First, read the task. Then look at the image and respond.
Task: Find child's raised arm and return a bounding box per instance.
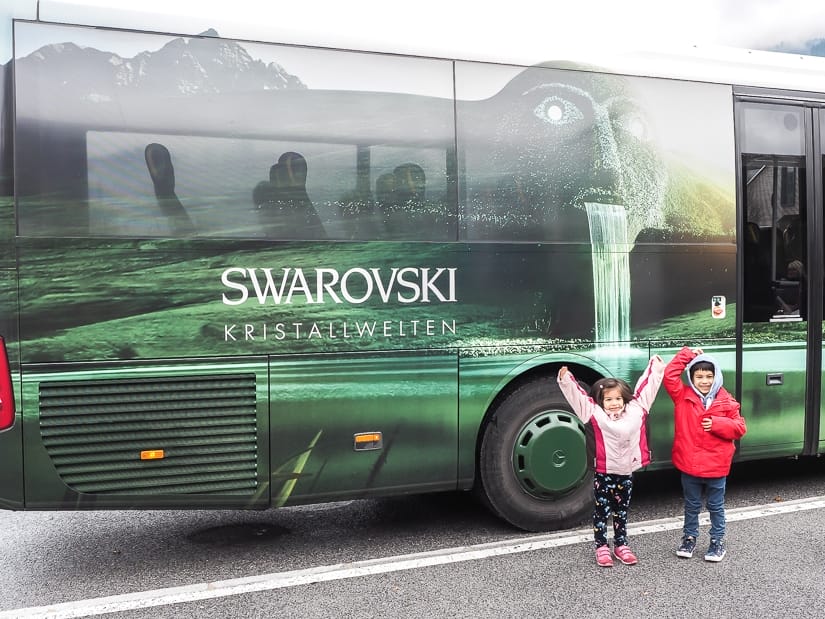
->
[557,366,599,423]
[633,354,665,410]
[663,346,698,399]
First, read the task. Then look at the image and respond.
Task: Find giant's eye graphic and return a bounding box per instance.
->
[615,110,651,142]
[533,96,584,126]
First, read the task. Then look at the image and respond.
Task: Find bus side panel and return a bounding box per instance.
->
[269,352,458,505]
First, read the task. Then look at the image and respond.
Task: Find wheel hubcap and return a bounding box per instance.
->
[512,410,587,497]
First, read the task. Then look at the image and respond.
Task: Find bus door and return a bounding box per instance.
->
[737,95,824,458]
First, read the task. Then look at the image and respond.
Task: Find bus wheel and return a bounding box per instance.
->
[478,378,592,532]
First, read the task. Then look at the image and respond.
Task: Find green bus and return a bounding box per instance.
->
[0,2,822,531]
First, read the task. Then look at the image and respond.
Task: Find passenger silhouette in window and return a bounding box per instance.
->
[775,259,805,317]
[767,213,806,319]
[393,163,426,206]
[253,151,325,239]
[252,163,279,208]
[144,143,195,236]
[378,163,429,237]
[375,172,398,211]
[781,216,803,263]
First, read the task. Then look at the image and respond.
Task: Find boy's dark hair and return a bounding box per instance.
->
[689,361,715,379]
[590,377,633,407]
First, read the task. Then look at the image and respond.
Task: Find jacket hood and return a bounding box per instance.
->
[686,353,723,409]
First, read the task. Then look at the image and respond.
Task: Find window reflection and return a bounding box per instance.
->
[13,22,732,246]
[742,155,807,323]
[14,22,455,241]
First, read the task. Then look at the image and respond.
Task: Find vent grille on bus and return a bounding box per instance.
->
[39,374,259,495]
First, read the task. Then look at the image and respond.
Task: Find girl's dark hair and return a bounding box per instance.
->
[590,377,633,407]
[689,361,715,378]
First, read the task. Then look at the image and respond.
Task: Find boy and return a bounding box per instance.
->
[663,347,747,562]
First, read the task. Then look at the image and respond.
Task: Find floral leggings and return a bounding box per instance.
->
[593,472,634,548]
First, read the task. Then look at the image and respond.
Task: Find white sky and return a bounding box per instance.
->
[31,0,825,57]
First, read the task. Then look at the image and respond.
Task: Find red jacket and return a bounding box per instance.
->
[663,347,747,477]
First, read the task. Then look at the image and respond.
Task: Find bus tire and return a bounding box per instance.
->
[478,377,592,532]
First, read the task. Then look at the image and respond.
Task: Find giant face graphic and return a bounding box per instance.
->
[462,64,668,243]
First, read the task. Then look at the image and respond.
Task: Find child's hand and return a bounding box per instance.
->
[691,348,703,356]
[558,366,569,380]
[702,416,712,432]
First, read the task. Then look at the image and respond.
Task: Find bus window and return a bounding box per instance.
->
[85,132,346,239]
[740,104,807,323]
[14,22,456,241]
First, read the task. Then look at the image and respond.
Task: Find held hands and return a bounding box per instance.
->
[691,348,703,356]
[702,416,713,432]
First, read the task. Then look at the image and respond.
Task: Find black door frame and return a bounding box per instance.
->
[734,88,824,455]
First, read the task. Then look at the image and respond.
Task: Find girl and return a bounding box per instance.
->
[557,355,664,567]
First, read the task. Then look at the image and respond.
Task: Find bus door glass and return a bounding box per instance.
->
[739,99,822,457]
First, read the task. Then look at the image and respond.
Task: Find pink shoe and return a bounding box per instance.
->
[595,545,613,567]
[613,545,638,565]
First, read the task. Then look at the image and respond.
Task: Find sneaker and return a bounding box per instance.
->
[676,535,696,558]
[595,545,613,567]
[704,538,726,562]
[613,545,638,565]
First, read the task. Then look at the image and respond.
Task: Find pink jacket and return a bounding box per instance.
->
[557,356,665,475]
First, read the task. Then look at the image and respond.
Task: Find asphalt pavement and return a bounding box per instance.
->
[1,456,824,618]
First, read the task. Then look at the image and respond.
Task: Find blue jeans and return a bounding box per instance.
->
[681,473,727,540]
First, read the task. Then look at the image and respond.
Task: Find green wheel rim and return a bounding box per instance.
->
[512,410,587,497]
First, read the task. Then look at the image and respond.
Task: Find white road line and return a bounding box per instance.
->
[5,495,825,619]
